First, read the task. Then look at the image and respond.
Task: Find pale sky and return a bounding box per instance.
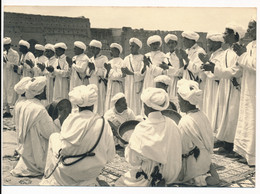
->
[3,5,257,33]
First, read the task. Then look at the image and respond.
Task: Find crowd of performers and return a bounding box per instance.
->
[3,17,256,186]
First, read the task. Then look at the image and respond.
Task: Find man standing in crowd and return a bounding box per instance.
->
[116,87,182,186]
[179,31,206,85]
[3,37,20,118]
[164,34,184,101]
[142,35,168,90]
[53,42,70,101]
[70,41,90,91]
[232,18,256,166]
[40,84,115,186]
[200,32,225,132]
[88,39,108,116]
[104,43,124,111]
[44,43,57,105]
[11,76,59,177]
[122,37,145,115]
[33,44,48,76]
[16,39,36,78]
[203,23,245,154]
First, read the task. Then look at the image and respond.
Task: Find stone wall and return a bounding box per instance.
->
[4,12,251,60]
[4,12,91,58]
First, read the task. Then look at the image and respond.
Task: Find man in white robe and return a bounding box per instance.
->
[200,32,225,132]
[178,31,206,84]
[164,34,184,101]
[15,40,36,78]
[104,43,125,112]
[11,76,60,177]
[3,37,20,118]
[33,44,48,76]
[70,41,90,91]
[40,84,115,186]
[176,79,219,186]
[13,77,32,156]
[121,37,145,115]
[203,23,245,153]
[115,88,182,186]
[142,35,169,90]
[88,40,108,116]
[104,93,136,148]
[232,18,256,166]
[52,42,70,100]
[44,44,58,105]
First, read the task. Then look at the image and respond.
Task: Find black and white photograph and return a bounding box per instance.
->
[1,0,259,193]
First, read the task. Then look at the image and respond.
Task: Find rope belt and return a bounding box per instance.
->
[182,146,200,160]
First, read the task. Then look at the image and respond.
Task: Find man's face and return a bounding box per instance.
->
[45,49,55,59]
[55,48,65,57]
[90,46,100,56]
[130,43,140,55]
[223,28,236,44]
[247,21,256,40]
[183,37,195,49]
[19,45,28,53]
[166,40,178,51]
[74,46,84,56]
[155,82,168,92]
[110,48,120,57]
[150,42,160,51]
[4,44,11,51]
[115,97,127,113]
[35,49,44,57]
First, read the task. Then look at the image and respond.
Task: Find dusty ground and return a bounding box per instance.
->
[2,109,255,187]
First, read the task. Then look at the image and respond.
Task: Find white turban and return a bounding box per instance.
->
[141,87,169,111]
[25,76,47,99]
[206,32,224,43]
[14,77,32,95]
[19,40,30,49]
[225,23,246,40]
[110,43,123,54]
[54,42,67,50]
[147,35,162,47]
[129,37,142,49]
[177,79,203,105]
[69,84,98,107]
[45,44,55,52]
[4,37,11,45]
[164,34,178,43]
[182,31,200,41]
[74,41,86,51]
[35,44,45,51]
[89,40,102,49]
[154,75,171,86]
[111,92,125,107]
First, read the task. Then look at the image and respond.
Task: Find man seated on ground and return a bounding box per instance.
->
[115,87,182,186]
[11,76,60,177]
[13,77,32,158]
[40,84,115,186]
[104,92,136,149]
[154,75,178,111]
[176,79,219,186]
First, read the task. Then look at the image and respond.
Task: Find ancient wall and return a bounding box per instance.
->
[4,12,251,61]
[4,12,91,58]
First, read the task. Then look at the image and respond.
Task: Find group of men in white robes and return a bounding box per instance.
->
[3,16,256,186]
